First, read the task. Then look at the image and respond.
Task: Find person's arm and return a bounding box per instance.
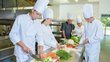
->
[9,16,30,53]
[9,16,21,45]
[62,31,66,38]
[52,31,62,49]
[79,25,86,44]
[61,23,66,38]
[38,46,45,61]
[81,26,84,36]
[35,25,45,60]
[17,41,30,53]
[71,24,75,35]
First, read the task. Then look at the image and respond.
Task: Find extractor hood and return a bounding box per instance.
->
[0,0,53,8]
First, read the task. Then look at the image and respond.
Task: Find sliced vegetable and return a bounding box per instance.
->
[44,57,53,62]
[45,52,59,60]
[67,39,74,44]
[66,44,76,48]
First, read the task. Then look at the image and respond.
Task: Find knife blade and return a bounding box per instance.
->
[44,47,55,53]
[75,44,84,48]
[29,51,40,61]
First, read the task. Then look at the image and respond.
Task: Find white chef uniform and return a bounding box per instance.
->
[80,4,104,62]
[9,14,43,62]
[9,0,49,62]
[40,8,58,53]
[75,17,84,37]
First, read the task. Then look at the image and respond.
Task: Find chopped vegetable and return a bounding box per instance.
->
[71,35,80,44]
[45,52,59,60]
[66,44,76,48]
[56,50,72,60]
[44,57,53,62]
[67,39,74,44]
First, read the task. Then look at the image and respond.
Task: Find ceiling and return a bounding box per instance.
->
[0,0,99,9]
[0,0,36,8]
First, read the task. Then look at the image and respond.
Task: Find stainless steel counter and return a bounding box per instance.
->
[59,46,84,62]
[32,46,84,62]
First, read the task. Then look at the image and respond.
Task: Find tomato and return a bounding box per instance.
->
[45,52,59,60]
[66,44,76,48]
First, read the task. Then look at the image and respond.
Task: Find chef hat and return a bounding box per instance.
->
[43,8,53,19]
[33,0,49,14]
[77,16,82,23]
[83,4,93,18]
[67,13,74,20]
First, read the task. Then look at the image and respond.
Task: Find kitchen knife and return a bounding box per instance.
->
[75,44,85,48]
[44,47,55,53]
[29,51,40,61]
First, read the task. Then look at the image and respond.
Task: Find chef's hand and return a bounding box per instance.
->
[22,45,30,53]
[63,36,66,39]
[71,30,76,35]
[17,41,30,54]
[39,52,45,61]
[57,43,62,49]
[39,46,45,60]
[83,38,89,45]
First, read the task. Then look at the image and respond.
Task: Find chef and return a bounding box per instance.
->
[80,4,104,62]
[9,0,49,62]
[61,13,75,39]
[38,8,61,60]
[74,16,84,37]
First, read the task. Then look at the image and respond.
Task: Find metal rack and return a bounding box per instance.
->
[0,46,14,61]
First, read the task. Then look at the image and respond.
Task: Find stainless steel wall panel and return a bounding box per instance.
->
[0,0,2,9]
[0,10,15,19]
[3,0,17,8]
[15,9,30,16]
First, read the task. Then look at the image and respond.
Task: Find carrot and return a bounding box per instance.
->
[45,52,59,60]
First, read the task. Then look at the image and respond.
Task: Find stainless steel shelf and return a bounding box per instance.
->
[0,54,14,61]
[0,46,14,61]
[0,46,14,52]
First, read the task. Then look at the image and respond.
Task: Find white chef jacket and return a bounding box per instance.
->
[80,19,104,62]
[40,24,58,52]
[9,14,43,60]
[75,25,84,37]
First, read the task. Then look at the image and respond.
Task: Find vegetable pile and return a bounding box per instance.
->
[66,44,76,48]
[71,35,80,44]
[45,52,59,60]
[56,50,72,60]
